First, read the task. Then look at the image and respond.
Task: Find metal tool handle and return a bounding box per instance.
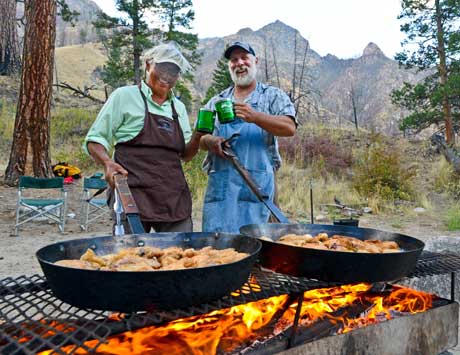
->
[221,144,290,224]
[113,174,145,235]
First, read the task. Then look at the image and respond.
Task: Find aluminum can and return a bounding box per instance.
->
[215,98,235,124]
[196,108,215,133]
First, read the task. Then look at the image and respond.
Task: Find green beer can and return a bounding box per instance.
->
[215,98,235,124]
[196,108,215,133]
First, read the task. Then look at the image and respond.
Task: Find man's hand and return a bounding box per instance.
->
[233,102,259,123]
[200,135,229,158]
[104,160,128,188]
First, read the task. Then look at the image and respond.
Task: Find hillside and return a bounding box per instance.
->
[54,43,107,101]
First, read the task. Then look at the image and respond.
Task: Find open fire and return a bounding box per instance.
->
[37,283,433,355]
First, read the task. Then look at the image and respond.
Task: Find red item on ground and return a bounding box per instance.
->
[63,176,74,185]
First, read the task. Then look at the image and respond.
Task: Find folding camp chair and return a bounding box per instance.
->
[79,177,109,231]
[15,176,67,236]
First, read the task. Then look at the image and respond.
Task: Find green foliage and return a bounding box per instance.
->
[432,156,460,198]
[202,54,233,104]
[352,134,416,202]
[56,0,80,25]
[50,108,99,169]
[182,150,207,203]
[156,0,200,68]
[0,99,15,150]
[174,80,193,111]
[101,32,135,88]
[93,0,156,89]
[445,205,460,231]
[392,0,460,137]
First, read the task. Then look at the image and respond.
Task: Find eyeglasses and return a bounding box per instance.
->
[154,63,180,85]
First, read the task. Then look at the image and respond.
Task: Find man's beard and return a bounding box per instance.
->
[230,64,257,87]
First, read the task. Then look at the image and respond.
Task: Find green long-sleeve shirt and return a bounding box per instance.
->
[83,81,192,154]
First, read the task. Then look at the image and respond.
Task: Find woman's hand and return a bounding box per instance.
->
[104,160,128,188]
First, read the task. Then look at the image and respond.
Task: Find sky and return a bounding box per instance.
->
[92,0,406,59]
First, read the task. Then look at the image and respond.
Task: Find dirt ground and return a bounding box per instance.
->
[0,176,459,280]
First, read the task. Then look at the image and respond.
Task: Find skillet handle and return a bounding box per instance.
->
[113,174,139,215]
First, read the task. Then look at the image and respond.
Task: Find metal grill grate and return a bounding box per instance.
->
[0,270,337,355]
[2,251,460,355]
[409,251,460,278]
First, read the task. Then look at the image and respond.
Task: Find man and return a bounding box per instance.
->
[200,41,297,233]
[84,42,203,234]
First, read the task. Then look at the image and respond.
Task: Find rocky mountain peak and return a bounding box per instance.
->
[236,27,254,36]
[362,42,385,57]
[258,20,298,36]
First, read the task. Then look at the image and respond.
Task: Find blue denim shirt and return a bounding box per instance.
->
[202,82,296,233]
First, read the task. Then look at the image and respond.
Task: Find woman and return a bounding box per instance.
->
[84,42,203,233]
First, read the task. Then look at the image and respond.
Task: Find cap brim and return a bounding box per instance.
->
[224,45,251,59]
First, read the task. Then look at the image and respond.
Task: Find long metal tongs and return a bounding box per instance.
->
[221,134,290,223]
[113,174,145,235]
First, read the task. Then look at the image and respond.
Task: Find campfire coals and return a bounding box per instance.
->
[36,284,434,355]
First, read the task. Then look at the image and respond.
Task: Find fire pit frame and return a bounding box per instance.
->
[1,250,460,355]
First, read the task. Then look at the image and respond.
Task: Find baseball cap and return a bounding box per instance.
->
[143,42,192,73]
[224,41,256,59]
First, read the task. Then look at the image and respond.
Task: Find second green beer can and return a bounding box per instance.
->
[196,108,215,133]
[215,98,235,124]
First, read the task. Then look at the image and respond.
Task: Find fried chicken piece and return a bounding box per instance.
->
[214,248,247,264]
[55,259,99,270]
[110,255,153,271]
[183,248,197,258]
[279,234,310,246]
[136,247,164,258]
[162,247,184,259]
[311,233,328,242]
[190,254,214,267]
[375,240,400,250]
[80,249,107,267]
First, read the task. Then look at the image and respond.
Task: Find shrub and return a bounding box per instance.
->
[0,98,16,150]
[182,150,208,206]
[352,134,415,202]
[433,157,460,199]
[445,205,460,231]
[51,107,98,145]
[279,133,353,176]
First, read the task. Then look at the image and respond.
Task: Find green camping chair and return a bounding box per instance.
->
[79,177,109,231]
[15,176,67,236]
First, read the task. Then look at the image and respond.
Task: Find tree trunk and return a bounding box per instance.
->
[350,85,359,131]
[4,0,56,186]
[431,134,460,173]
[132,0,141,84]
[435,0,455,145]
[0,0,21,75]
[271,38,281,89]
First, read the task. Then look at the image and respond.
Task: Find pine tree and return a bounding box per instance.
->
[94,0,156,88]
[0,0,21,75]
[202,54,233,105]
[391,0,460,144]
[154,0,200,111]
[5,0,57,185]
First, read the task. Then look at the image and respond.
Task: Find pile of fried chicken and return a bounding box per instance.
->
[261,233,401,253]
[54,246,249,271]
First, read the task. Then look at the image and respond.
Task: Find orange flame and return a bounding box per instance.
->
[11,320,75,344]
[36,284,434,355]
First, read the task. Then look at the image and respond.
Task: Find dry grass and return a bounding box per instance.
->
[54,43,107,100]
[277,164,364,223]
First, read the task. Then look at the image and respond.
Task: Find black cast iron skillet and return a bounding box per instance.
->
[239,223,424,283]
[36,232,261,312]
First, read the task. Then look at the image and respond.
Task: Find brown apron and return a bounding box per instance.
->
[111,86,192,222]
